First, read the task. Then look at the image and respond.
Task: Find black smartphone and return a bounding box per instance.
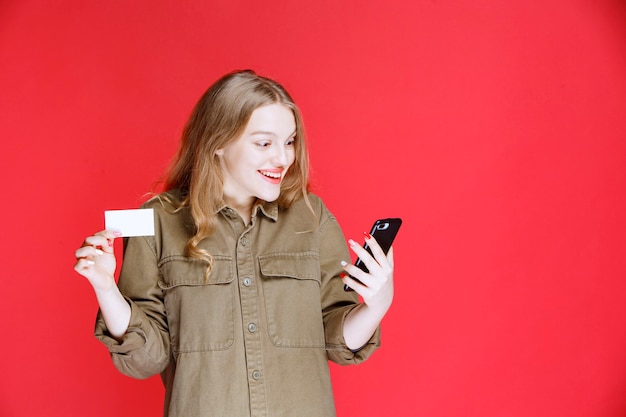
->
[344,217,403,291]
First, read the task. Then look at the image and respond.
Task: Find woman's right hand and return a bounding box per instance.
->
[74,230,121,292]
[74,230,131,339]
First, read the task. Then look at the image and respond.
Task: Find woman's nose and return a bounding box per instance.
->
[272,144,289,166]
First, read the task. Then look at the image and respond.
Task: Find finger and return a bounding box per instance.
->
[74,257,96,273]
[75,246,105,260]
[84,235,109,247]
[387,246,394,269]
[364,235,393,274]
[96,229,122,241]
[363,233,388,264]
[347,239,374,263]
[348,239,383,277]
[341,273,371,297]
[84,232,118,253]
[341,261,378,290]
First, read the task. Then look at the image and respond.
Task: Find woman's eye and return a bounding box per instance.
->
[286,137,296,146]
[256,141,271,148]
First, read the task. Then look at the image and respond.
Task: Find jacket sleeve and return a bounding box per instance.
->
[94,234,171,379]
[317,203,381,365]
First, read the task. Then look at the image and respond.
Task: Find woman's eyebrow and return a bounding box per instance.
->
[250,129,296,137]
[250,130,275,136]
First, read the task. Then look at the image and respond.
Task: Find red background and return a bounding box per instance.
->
[2,1,626,416]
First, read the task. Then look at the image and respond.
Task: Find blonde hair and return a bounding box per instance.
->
[163,70,311,272]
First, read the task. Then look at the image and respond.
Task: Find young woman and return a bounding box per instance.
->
[74,70,395,417]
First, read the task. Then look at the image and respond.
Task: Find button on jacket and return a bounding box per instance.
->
[95,191,380,417]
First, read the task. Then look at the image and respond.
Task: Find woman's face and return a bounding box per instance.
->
[217,103,297,212]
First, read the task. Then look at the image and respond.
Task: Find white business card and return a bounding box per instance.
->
[104,209,155,237]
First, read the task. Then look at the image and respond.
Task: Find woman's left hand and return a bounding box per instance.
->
[341,234,394,317]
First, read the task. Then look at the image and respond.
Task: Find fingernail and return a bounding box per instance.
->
[340,272,347,278]
[348,239,357,246]
[364,232,372,240]
[87,260,95,266]
[95,249,104,255]
[340,261,348,267]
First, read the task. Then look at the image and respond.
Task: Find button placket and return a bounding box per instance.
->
[236,223,266,412]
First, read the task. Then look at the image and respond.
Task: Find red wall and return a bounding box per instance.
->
[2,1,626,416]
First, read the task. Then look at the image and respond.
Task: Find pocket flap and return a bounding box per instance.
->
[258,252,320,282]
[158,255,233,288]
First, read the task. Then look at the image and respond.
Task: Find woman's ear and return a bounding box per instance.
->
[215,149,224,156]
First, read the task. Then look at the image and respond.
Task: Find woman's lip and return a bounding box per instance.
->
[259,169,282,177]
[258,170,282,183]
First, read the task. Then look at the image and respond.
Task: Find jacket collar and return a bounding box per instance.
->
[217,200,278,222]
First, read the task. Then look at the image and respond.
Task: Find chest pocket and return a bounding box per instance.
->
[259,252,324,348]
[158,255,235,353]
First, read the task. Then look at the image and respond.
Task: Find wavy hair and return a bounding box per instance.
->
[162,70,311,274]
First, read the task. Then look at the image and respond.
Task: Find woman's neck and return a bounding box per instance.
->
[223,197,255,226]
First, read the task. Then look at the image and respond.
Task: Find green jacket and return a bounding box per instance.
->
[95,191,380,416]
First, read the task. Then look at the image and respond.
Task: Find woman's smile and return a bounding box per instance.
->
[258,168,284,184]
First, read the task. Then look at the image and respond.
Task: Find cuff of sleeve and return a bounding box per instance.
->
[325,305,381,365]
[344,325,381,363]
[94,300,148,354]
